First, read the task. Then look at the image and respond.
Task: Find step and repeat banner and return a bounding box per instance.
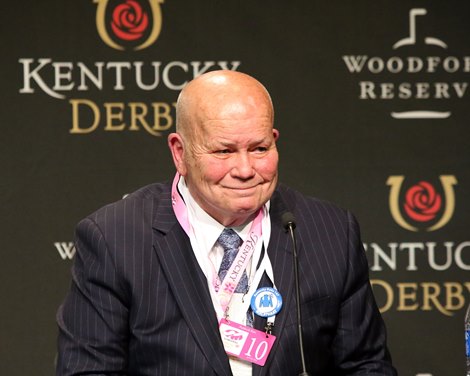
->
[2,1,469,375]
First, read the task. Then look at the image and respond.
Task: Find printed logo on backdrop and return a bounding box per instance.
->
[342,8,469,119]
[95,0,163,51]
[387,175,457,231]
[18,0,241,136]
[54,242,76,260]
[365,174,470,317]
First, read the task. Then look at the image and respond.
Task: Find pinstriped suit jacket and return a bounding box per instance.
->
[56,182,396,375]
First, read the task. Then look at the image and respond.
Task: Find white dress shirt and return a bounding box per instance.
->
[177,177,271,376]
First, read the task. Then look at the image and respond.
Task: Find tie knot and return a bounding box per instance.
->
[217,228,242,252]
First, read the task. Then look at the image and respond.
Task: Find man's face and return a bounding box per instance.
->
[181,99,279,226]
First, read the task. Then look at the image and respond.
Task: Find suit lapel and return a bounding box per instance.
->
[151,186,232,376]
[149,184,295,376]
[254,190,295,376]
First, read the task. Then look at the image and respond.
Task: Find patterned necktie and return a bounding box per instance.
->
[217,228,253,326]
[217,228,248,293]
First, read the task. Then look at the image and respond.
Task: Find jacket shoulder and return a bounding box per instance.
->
[275,183,349,221]
[84,181,171,225]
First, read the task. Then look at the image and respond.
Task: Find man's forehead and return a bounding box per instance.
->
[177,70,274,137]
[184,72,270,108]
[186,70,265,92]
[194,117,275,146]
[200,97,271,119]
[202,115,273,126]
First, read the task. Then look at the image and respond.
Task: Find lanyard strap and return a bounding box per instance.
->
[215,213,262,310]
[171,172,190,234]
[171,172,277,324]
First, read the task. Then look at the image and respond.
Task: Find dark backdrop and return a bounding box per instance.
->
[2,1,469,375]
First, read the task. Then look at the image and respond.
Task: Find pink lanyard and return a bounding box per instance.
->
[171,173,263,313]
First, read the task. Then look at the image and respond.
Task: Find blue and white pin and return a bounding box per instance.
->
[250,287,283,317]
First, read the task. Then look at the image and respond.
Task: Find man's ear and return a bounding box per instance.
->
[273,129,280,141]
[167,133,187,176]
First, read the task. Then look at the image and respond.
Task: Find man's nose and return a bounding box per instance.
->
[232,153,255,179]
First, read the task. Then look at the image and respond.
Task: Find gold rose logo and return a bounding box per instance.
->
[94,0,164,51]
[387,175,457,231]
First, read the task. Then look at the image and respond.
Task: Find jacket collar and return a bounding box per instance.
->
[152,183,295,376]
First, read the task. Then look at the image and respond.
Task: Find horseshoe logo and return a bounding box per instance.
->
[386,175,457,232]
[94,0,164,51]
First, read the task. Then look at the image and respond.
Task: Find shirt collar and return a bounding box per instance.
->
[177,176,268,254]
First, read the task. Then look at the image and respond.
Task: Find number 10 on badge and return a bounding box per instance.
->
[219,319,276,366]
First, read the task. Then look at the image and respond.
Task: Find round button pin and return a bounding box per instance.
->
[250,287,283,317]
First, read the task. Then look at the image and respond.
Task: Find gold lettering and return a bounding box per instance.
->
[421,282,452,316]
[69,99,100,134]
[397,282,418,311]
[370,279,393,313]
[152,102,175,132]
[444,282,465,312]
[104,102,125,131]
[128,102,149,131]
[69,100,176,136]
[370,280,470,316]
[130,102,175,136]
[465,282,470,293]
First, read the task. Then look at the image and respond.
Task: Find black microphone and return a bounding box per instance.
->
[282,212,310,376]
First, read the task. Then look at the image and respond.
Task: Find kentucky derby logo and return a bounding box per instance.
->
[94,0,164,50]
[223,329,244,342]
[387,175,457,231]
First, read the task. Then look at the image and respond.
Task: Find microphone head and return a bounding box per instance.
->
[281,211,296,230]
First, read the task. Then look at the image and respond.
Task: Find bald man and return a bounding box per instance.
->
[57,71,396,375]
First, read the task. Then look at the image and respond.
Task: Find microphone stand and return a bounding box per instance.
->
[284,213,310,376]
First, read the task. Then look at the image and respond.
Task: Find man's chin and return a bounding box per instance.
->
[223,208,259,227]
[225,186,259,198]
[230,201,264,219]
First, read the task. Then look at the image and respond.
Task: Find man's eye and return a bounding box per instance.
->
[254,147,268,153]
[216,149,231,154]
